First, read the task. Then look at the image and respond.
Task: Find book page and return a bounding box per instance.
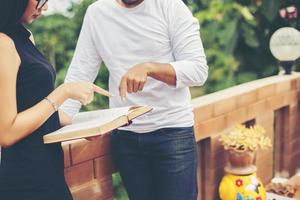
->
[72,107,131,124]
[52,107,131,135]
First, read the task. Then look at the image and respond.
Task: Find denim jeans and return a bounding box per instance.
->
[111,127,198,200]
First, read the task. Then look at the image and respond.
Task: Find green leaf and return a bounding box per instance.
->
[241,23,259,48]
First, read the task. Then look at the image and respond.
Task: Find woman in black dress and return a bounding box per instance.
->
[0,0,106,199]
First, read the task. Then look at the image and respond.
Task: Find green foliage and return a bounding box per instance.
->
[194,0,299,94]
[30,14,76,70]
[30,0,108,111]
[112,173,129,200]
[260,0,281,22]
[69,0,97,35]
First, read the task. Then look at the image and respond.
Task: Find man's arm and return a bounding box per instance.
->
[60,7,102,118]
[119,0,208,98]
[165,0,208,88]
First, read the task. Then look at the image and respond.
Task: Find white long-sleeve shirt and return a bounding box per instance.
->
[60,0,208,133]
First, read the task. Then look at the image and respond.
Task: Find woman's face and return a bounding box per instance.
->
[21,0,48,25]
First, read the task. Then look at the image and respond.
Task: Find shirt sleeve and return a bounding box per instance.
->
[167,0,208,88]
[60,7,102,117]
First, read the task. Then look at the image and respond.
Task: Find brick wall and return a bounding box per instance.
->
[63,134,115,200]
[63,74,300,200]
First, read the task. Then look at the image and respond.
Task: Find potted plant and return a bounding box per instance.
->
[219,125,272,169]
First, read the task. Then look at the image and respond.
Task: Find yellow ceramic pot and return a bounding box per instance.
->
[219,173,266,200]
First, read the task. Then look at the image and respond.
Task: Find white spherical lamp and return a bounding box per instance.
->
[269,27,300,74]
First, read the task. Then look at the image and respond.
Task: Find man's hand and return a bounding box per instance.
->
[119,62,176,99]
[119,63,152,99]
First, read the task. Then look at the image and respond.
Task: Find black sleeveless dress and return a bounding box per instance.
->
[0,25,73,200]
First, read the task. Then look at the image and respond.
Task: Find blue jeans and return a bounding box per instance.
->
[111,127,198,200]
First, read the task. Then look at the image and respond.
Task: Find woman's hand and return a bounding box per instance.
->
[62,82,112,105]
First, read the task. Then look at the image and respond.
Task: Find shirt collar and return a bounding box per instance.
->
[7,24,31,41]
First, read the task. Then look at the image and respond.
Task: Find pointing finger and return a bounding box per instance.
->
[93,85,113,97]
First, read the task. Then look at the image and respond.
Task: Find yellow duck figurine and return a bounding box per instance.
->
[219,173,266,200]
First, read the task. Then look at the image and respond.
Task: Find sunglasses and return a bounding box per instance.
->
[36,0,48,9]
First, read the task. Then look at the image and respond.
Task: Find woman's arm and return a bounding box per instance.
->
[0,34,108,147]
[0,34,68,147]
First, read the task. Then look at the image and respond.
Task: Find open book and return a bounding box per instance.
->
[43,105,152,144]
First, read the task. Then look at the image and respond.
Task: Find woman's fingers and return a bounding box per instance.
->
[93,85,113,97]
[79,83,112,106]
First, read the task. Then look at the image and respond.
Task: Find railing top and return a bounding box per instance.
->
[192,74,300,107]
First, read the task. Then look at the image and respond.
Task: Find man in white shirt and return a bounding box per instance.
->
[61,0,208,199]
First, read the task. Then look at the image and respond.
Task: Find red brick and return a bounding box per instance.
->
[193,104,214,123]
[283,149,300,175]
[226,107,248,128]
[214,98,237,116]
[247,100,267,119]
[291,127,300,141]
[256,149,273,162]
[94,156,114,180]
[206,150,227,170]
[289,104,299,117]
[256,112,274,139]
[291,138,300,154]
[205,134,225,154]
[204,166,225,188]
[255,111,274,125]
[62,142,71,168]
[296,76,300,89]
[256,152,273,184]
[291,150,300,172]
[276,80,291,94]
[194,125,202,142]
[197,144,203,200]
[257,165,273,184]
[283,91,298,106]
[204,183,220,200]
[104,198,114,200]
[282,113,299,143]
[196,115,226,140]
[70,134,111,165]
[236,90,257,108]
[282,155,294,175]
[71,177,114,200]
[65,160,94,188]
[204,138,227,186]
[267,94,285,110]
[291,78,298,90]
[257,84,275,100]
